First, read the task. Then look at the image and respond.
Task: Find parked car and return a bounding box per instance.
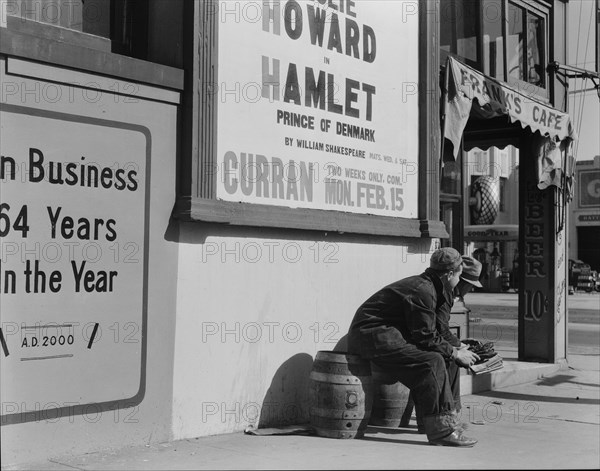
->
[593,271,600,292]
[569,260,598,293]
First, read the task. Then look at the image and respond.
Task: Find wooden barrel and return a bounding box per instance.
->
[369,363,414,427]
[308,351,373,439]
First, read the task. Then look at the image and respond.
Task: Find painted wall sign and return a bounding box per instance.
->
[523,181,548,322]
[519,177,556,361]
[554,227,566,355]
[0,105,149,424]
[578,169,600,208]
[577,214,600,222]
[464,224,519,241]
[213,0,419,217]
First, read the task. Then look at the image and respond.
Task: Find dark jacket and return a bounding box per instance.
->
[437,298,462,348]
[347,268,457,359]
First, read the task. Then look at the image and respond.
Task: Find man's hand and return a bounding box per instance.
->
[454,346,480,367]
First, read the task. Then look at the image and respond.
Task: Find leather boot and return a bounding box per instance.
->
[429,430,478,447]
[422,410,456,440]
[423,410,478,446]
[450,409,469,433]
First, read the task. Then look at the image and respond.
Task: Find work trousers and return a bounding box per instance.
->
[371,345,460,440]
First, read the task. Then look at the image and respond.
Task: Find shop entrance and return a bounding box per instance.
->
[441,57,576,362]
[462,144,520,293]
[454,124,570,362]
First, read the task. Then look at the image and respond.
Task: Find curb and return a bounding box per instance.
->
[460,360,562,395]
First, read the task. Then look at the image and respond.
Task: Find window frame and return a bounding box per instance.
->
[0,19,183,91]
[499,176,508,211]
[440,0,550,102]
[505,0,550,100]
[4,7,111,53]
[3,0,184,69]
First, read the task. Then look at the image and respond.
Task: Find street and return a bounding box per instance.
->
[464,292,600,356]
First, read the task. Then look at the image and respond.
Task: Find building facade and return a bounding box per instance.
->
[569,155,600,274]
[0,0,580,466]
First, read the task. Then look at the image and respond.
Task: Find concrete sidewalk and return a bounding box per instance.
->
[6,353,599,470]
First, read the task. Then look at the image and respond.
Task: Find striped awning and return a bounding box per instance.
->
[443,57,577,159]
[442,57,577,190]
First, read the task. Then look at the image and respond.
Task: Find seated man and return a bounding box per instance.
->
[437,255,484,352]
[347,248,481,447]
[431,255,484,423]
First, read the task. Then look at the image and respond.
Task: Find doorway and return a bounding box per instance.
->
[577,226,600,272]
[463,145,520,292]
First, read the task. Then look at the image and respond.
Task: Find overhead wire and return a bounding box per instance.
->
[570,0,595,161]
[559,1,599,226]
[574,0,583,70]
[581,0,594,69]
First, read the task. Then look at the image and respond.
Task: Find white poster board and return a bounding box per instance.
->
[214,0,419,218]
[0,105,149,424]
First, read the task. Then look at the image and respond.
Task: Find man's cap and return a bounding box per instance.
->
[430,247,462,271]
[460,256,483,287]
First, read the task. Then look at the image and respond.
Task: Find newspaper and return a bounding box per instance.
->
[469,354,504,375]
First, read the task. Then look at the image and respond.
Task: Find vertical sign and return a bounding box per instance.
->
[213,0,420,217]
[520,177,554,361]
[554,222,567,358]
[0,105,149,424]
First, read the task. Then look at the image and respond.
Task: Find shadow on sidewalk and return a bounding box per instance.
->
[365,425,420,436]
[360,436,431,447]
[473,389,600,405]
[535,374,599,388]
[258,352,314,428]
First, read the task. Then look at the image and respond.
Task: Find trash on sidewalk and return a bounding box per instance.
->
[244,424,316,436]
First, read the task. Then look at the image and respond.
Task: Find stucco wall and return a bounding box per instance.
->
[171,224,434,439]
[0,53,437,464]
[0,57,180,465]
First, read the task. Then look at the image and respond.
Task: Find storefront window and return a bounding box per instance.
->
[441,160,462,196]
[5,0,183,67]
[441,0,480,68]
[6,0,111,37]
[482,0,505,80]
[441,0,546,90]
[507,3,524,81]
[507,2,545,87]
[440,201,462,249]
[526,13,544,86]
[440,146,463,249]
[111,0,149,58]
[455,0,479,66]
[499,176,507,211]
[463,147,520,293]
